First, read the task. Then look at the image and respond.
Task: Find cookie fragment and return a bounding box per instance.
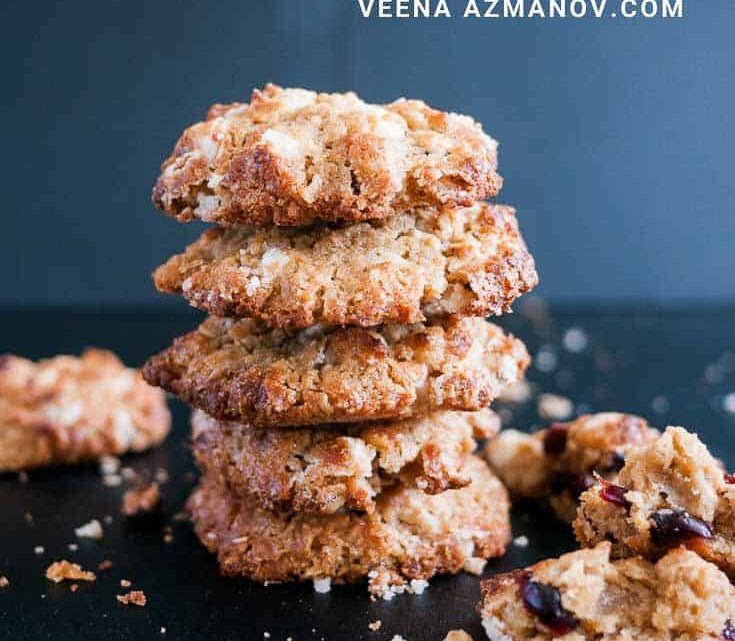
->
[153,84,502,227]
[192,408,499,514]
[188,456,510,597]
[0,349,170,471]
[154,203,537,327]
[486,413,658,522]
[574,427,735,578]
[143,316,528,428]
[480,543,735,640]
[46,561,96,584]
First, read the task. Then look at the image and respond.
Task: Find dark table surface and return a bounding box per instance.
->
[1,303,734,641]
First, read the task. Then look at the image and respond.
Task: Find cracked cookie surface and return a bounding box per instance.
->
[192,408,499,514]
[0,349,170,471]
[188,455,510,598]
[480,543,735,640]
[574,426,735,579]
[485,413,658,522]
[143,316,529,428]
[153,84,502,227]
[154,203,537,328]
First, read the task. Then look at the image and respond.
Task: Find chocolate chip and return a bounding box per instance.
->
[519,572,577,635]
[543,424,568,456]
[650,509,713,548]
[723,620,735,640]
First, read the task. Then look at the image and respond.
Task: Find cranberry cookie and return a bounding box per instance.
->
[485,413,658,521]
[574,426,735,578]
[480,542,735,640]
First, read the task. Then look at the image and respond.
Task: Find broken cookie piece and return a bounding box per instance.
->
[486,413,658,521]
[574,426,735,578]
[480,543,735,640]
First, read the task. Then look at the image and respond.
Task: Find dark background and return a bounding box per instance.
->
[2,0,733,306]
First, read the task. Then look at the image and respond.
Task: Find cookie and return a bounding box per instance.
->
[485,413,658,522]
[153,203,537,328]
[574,427,735,579]
[192,408,499,514]
[480,542,735,640]
[0,349,170,471]
[188,455,510,598]
[152,84,502,227]
[143,316,529,428]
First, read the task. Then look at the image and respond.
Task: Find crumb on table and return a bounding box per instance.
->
[121,482,161,517]
[117,590,146,607]
[46,561,95,584]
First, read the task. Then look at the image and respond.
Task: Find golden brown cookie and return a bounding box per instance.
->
[153,203,537,327]
[485,413,658,522]
[152,84,502,227]
[0,349,170,471]
[480,543,735,640]
[143,316,529,428]
[188,455,510,598]
[574,427,735,579]
[192,408,499,514]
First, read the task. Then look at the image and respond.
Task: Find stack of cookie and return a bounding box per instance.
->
[143,85,538,597]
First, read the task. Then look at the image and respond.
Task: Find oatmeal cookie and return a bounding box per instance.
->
[152,84,502,227]
[479,543,735,640]
[153,203,537,327]
[0,350,170,471]
[188,455,510,597]
[143,316,528,428]
[192,408,499,514]
[485,413,658,522]
[574,427,735,578]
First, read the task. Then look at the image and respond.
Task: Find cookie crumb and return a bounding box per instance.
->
[18,471,29,483]
[368,620,382,632]
[163,533,173,544]
[313,577,331,593]
[462,557,487,575]
[160,627,166,635]
[390,635,408,641]
[98,560,113,571]
[117,590,146,607]
[538,393,573,421]
[34,546,45,555]
[0,576,9,588]
[75,519,103,540]
[154,468,169,484]
[103,474,123,487]
[513,535,529,548]
[120,579,131,588]
[263,633,271,639]
[99,456,120,476]
[121,483,161,517]
[67,543,78,552]
[46,560,95,583]
[24,512,34,525]
[69,583,79,593]
[443,631,473,641]
[535,345,558,373]
[496,380,532,404]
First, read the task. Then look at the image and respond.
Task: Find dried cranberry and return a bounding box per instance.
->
[723,620,735,640]
[597,477,631,509]
[603,451,626,474]
[650,509,713,548]
[519,572,577,635]
[543,424,568,456]
[725,473,735,485]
